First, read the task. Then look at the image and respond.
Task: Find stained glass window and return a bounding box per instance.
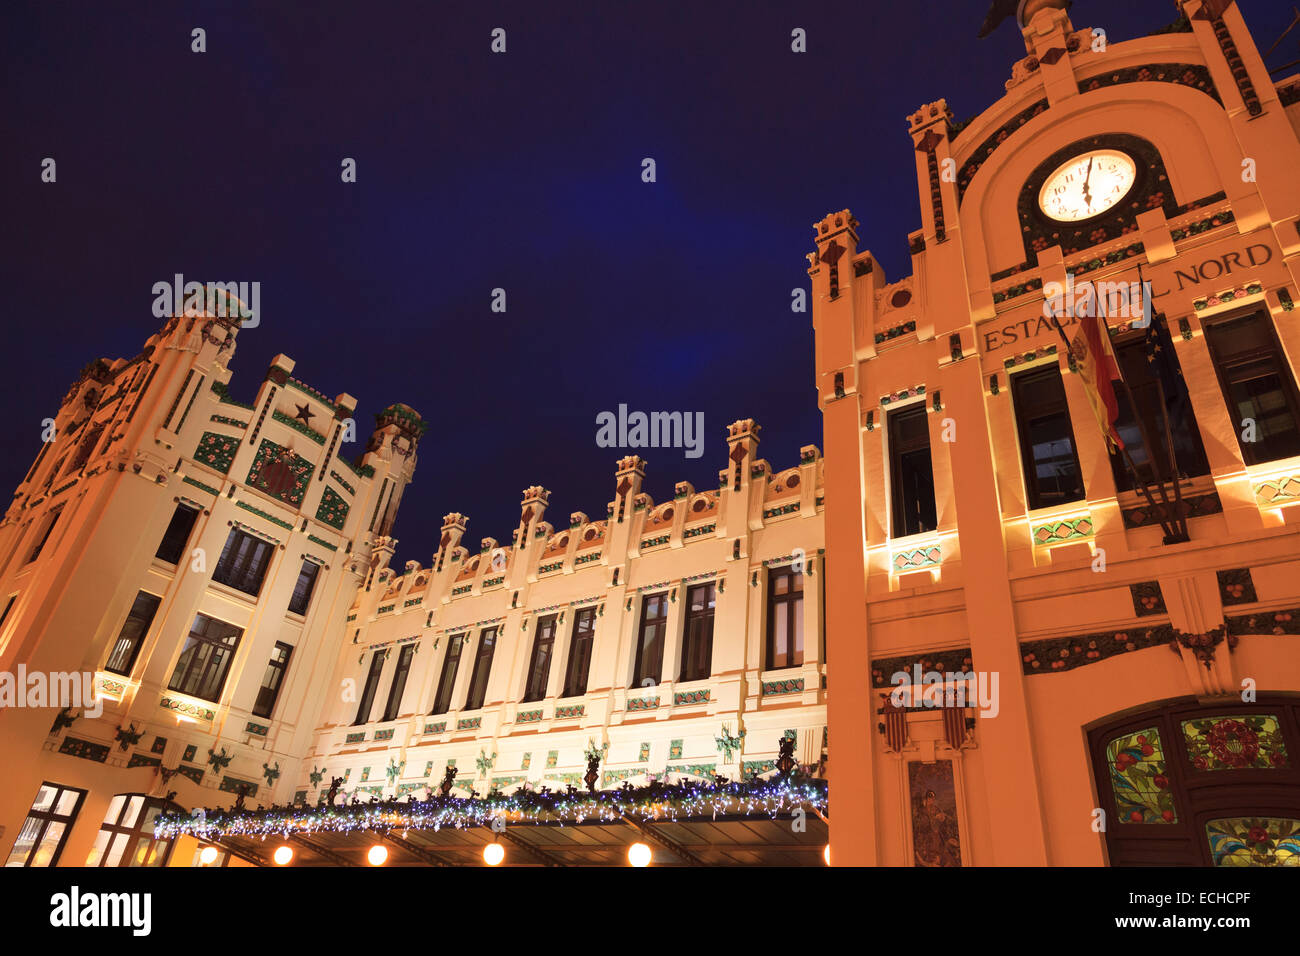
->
[1106,727,1177,824]
[1182,715,1289,771]
[1205,818,1300,866]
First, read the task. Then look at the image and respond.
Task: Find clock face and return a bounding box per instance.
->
[1037,149,1137,223]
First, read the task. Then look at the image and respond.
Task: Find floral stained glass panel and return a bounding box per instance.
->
[1205,818,1300,867]
[1106,727,1177,824]
[1182,715,1289,771]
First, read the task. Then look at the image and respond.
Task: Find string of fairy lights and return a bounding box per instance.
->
[159,776,829,866]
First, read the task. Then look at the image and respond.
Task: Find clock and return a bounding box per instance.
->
[1036,149,1137,223]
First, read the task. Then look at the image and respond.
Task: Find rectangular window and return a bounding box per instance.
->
[1204,309,1300,465]
[562,607,597,698]
[888,404,938,537]
[1012,365,1086,510]
[1108,327,1210,490]
[679,582,716,682]
[354,651,386,725]
[463,627,496,711]
[287,559,321,616]
[523,615,557,703]
[85,793,179,868]
[381,643,415,721]
[27,505,64,563]
[211,528,274,597]
[766,567,804,670]
[104,591,162,676]
[3,782,86,867]
[155,502,200,564]
[632,594,668,687]
[251,641,293,719]
[166,613,243,702]
[430,636,463,714]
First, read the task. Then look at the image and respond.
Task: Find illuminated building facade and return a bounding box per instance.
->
[815,0,1300,866]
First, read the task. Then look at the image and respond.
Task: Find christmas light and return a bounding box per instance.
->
[367,844,389,866]
[627,842,652,867]
[273,845,294,865]
[155,777,828,846]
[483,842,505,866]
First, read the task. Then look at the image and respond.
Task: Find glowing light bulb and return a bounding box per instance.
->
[199,846,219,865]
[273,845,294,865]
[483,842,505,866]
[367,844,389,866]
[823,844,831,866]
[627,842,652,867]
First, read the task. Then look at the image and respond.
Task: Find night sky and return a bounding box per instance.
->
[3,1,1296,567]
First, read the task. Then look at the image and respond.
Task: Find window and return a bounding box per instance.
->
[382,643,415,721]
[211,528,274,597]
[1108,326,1210,490]
[464,627,496,711]
[680,583,716,682]
[889,404,938,537]
[562,607,597,698]
[1089,699,1300,865]
[3,782,85,867]
[167,613,243,702]
[104,590,162,676]
[155,502,200,564]
[1204,309,1300,466]
[85,794,179,867]
[430,636,463,714]
[27,505,64,563]
[523,615,557,702]
[1012,366,1086,510]
[766,567,804,670]
[632,594,668,687]
[287,559,321,616]
[354,651,386,725]
[252,641,293,719]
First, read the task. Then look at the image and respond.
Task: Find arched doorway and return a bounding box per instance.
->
[1089,697,1300,866]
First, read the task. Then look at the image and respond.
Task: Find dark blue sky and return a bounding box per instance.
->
[3,1,1295,566]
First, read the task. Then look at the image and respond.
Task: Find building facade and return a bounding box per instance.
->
[0,304,422,867]
[814,0,1300,866]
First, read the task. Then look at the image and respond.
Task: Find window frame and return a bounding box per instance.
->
[766,566,804,671]
[380,642,416,722]
[26,505,64,564]
[210,527,275,598]
[523,615,558,703]
[87,793,181,868]
[632,593,668,688]
[287,559,321,616]
[353,650,387,725]
[1202,307,1300,467]
[679,582,716,683]
[155,502,201,565]
[251,640,294,719]
[1011,364,1087,512]
[166,613,243,703]
[562,607,597,698]
[463,627,497,711]
[104,590,163,676]
[3,782,86,867]
[888,402,938,538]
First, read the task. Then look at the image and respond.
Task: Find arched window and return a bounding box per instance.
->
[1089,697,1300,866]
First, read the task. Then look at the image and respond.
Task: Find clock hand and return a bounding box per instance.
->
[1083,156,1094,209]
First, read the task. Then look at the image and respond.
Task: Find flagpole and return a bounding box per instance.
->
[1046,306,1179,541]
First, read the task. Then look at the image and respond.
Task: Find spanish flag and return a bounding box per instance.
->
[1070,313,1125,450]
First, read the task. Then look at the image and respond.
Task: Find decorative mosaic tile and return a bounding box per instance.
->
[1130,581,1167,617]
[1217,569,1257,606]
[762,678,805,696]
[315,486,349,530]
[1254,474,1300,505]
[490,775,527,789]
[1032,515,1093,546]
[160,695,215,722]
[396,783,425,797]
[668,762,716,778]
[871,648,975,688]
[457,717,482,731]
[245,721,269,736]
[424,722,446,735]
[521,752,531,770]
[245,438,314,507]
[182,745,197,762]
[555,704,585,719]
[374,728,395,741]
[194,431,239,474]
[893,545,941,572]
[673,689,710,706]
[176,765,204,786]
[546,750,559,769]
[423,761,434,777]
[360,767,370,782]
[516,709,543,724]
[219,776,259,797]
[603,767,647,787]
[742,759,776,776]
[127,753,161,769]
[1122,491,1221,529]
[669,739,683,760]
[345,731,365,744]
[151,736,167,754]
[638,742,650,762]
[544,772,583,787]
[1020,626,1172,675]
[627,696,660,712]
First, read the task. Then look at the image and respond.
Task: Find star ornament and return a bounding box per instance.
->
[294,403,315,425]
